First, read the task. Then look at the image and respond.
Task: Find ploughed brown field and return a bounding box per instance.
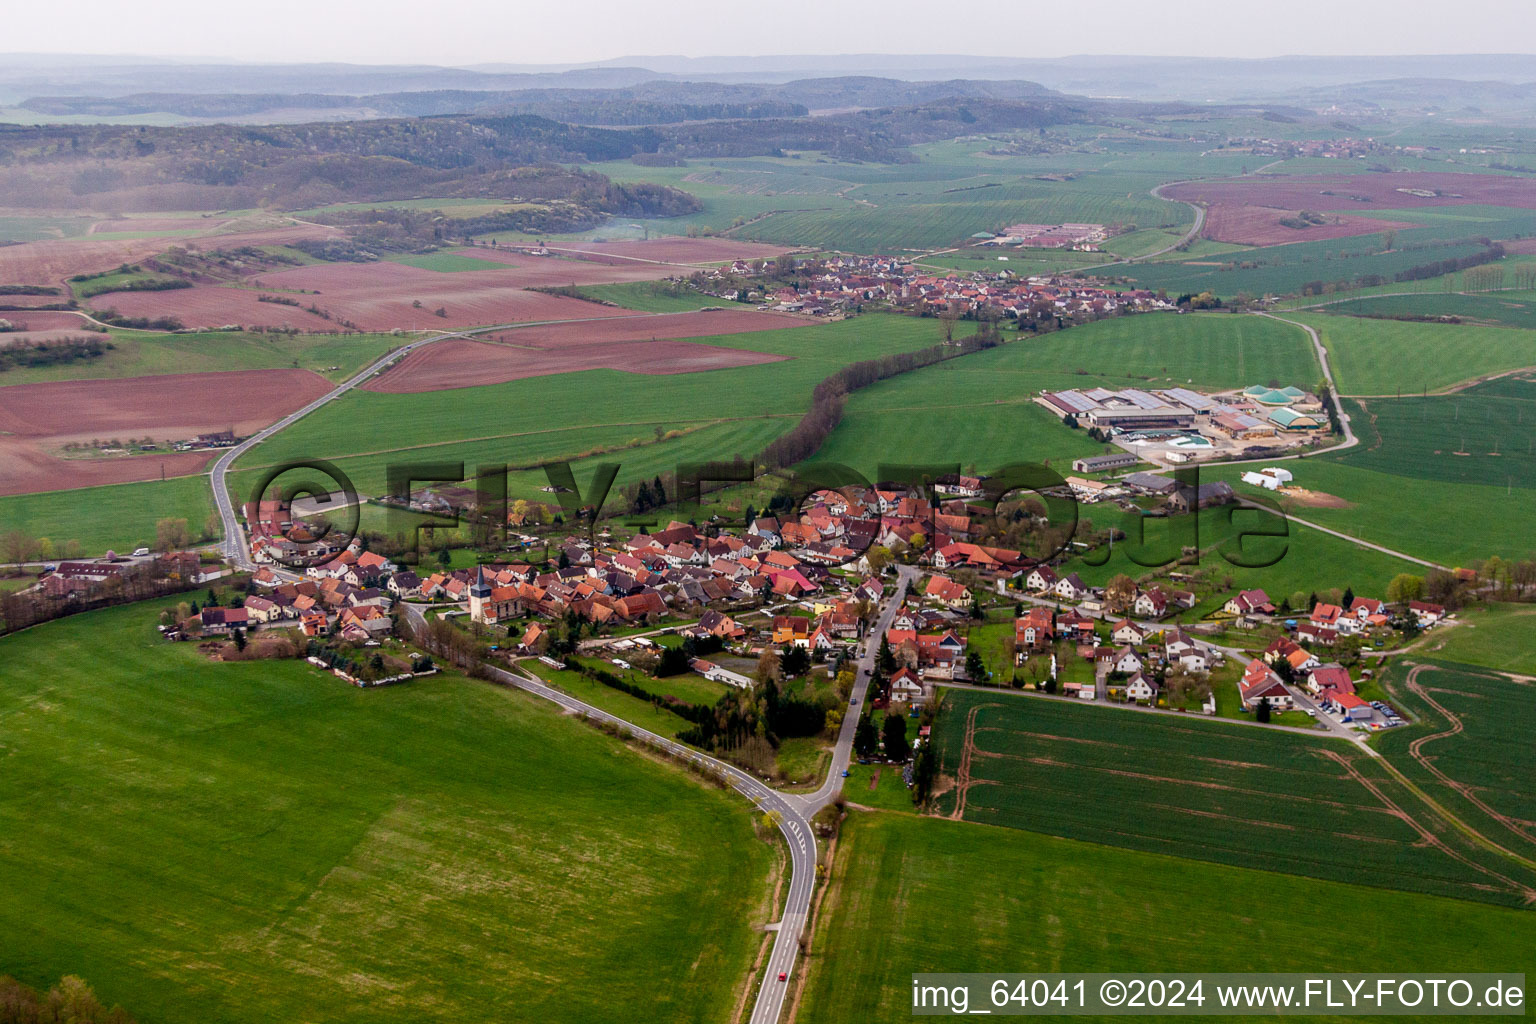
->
[86,249,697,332]
[0,368,332,495]
[364,308,808,393]
[1166,171,1536,246]
[0,224,342,289]
[1201,204,1419,246]
[1164,171,1536,212]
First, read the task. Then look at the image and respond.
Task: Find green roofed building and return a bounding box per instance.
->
[1268,406,1323,430]
[1243,384,1306,406]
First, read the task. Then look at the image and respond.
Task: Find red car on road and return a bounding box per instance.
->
[778,972,787,982]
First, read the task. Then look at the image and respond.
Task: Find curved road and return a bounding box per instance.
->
[208,309,749,569]
[1064,179,1205,276]
[398,566,915,1024]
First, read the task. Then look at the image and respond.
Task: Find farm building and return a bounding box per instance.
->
[1071,452,1138,473]
[1241,467,1293,489]
[1243,385,1307,406]
[1213,411,1276,439]
[1123,472,1179,494]
[1043,388,1196,430]
[1165,481,1236,512]
[1268,407,1324,431]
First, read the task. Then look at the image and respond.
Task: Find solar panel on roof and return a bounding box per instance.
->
[1055,390,1098,413]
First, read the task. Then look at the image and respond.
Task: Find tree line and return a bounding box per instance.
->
[0,974,135,1024]
[757,323,1004,471]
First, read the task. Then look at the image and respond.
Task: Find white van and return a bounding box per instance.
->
[132,547,150,557]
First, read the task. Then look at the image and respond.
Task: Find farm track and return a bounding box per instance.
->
[1324,748,1536,904]
[1399,664,1536,854]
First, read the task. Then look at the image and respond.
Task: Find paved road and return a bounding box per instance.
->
[208,309,743,570]
[400,570,916,1024]
[1065,180,1206,275]
[793,564,919,815]
[1004,589,1377,753]
[940,678,1347,741]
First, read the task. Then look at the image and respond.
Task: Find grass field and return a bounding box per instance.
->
[1376,657,1536,864]
[797,812,1536,1024]
[806,312,1316,482]
[574,147,1199,253]
[0,599,772,1024]
[1057,492,1423,613]
[573,280,720,312]
[1324,290,1536,330]
[385,250,504,272]
[0,329,407,386]
[0,473,214,554]
[811,314,1319,478]
[228,313,965,504]
[1123,206,1536,298]
[1216,456,1533,569]
[70,269,188,299]
[931,688,1536,905]
[1408,604,1536,675]
[1298,312,1536,395]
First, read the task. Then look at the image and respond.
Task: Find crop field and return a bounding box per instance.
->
[1300,313,1536,395]
[1339,380,1536,490]
[820,313,1317,410]
[1322,290,1536,329]
[572,281,720,312]
[1122,236,1498,298]
[91,260,650,333]
[1376,659,1536,864]
[0,599,772,1024]
[1201,202,1419,246]
[0,368,333,496]
[0,474,214,554]
[230,313,962,503]
[1162,171,1536,215]
[0,224,342,289]
[931,690,1536,905]
[362,309,812,393]
[797,813,1536,1024]
[0,329,407,386]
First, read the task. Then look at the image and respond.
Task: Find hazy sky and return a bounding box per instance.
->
[15,0,1536,65]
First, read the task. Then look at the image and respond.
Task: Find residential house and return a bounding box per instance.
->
[1224,589,1275,616]
[1125,671,1160,703]
[1239,660,1293,710]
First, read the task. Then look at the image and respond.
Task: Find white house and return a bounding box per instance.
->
[1112,645,1144,675]
[1125,671,1159,703]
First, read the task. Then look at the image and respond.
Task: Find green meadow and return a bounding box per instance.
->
[228,313,965,501]
[1323,290,1536,330]
[0,473,214,554]
[1298,312,1536,395]
[0,599,772,1024]
[1405,605,1536,676]
[798,813,1536,1024]
[0,329,408,385]
[574,280,722,312]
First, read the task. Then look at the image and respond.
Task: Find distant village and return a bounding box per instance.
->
[689,255,1176,321]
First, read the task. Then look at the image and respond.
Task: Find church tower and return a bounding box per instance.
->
[468,564,492,623]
